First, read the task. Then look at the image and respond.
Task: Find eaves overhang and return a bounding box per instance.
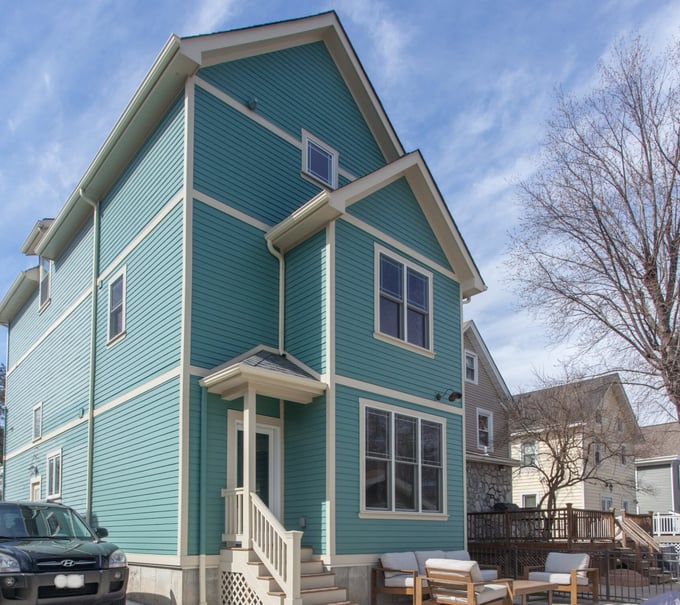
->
[37,36,199,261]
[635,455,680,467]
[267,151,486,299]
[21,219,54,256]
[466,451,521,467]
[0,267,39,326]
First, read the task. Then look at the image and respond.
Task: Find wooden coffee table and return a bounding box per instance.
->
[510,579,559,605]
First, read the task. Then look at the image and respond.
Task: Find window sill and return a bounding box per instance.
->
[373,332,435,358]
[106,331,126,348]
[359,511,448,521]
[38,299,51,314]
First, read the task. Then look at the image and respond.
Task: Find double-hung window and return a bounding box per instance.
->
[39,256,52,309]
[477,409,493,451]
[32,403,42,441]
[376,247,432,351]
[108,269,126,343]
[363,403,444,514]
[46,450,61,500]
[465,351,478,383]
[521,440,537,467]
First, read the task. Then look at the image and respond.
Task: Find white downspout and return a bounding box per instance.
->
[81,189,99,524]
[266,240,285,353]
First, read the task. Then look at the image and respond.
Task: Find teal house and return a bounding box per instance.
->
[0,12,485,605]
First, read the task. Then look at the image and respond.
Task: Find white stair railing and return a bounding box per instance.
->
[222,488,303,605]
[653,512,680,536]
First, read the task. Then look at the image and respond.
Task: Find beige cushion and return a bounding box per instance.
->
[544,552,590,577]
[480,569,499,581]
[416,550,446,575]
[381,551,418,582]
[528,571,590,586]
[426,558,484,583]
[384,574,428,589]
[430,583,507,604]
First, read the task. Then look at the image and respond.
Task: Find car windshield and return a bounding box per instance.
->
[0,504,95,540]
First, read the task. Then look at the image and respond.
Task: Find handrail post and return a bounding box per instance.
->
[566,503,573,549]
[284,530,303,605]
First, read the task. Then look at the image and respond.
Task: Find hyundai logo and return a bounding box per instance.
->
[61,560,76,568]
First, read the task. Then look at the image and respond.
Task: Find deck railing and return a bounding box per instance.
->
[653,512,680,536]
[468,503,621,545]
[222,488,303,605]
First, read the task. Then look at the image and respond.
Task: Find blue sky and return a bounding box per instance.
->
[1,0,679,403]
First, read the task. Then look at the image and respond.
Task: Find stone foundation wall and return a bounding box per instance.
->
[467,461,512,512]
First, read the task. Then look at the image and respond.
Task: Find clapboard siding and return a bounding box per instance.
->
[99,96,184,270]
[194,86,320,226]
[197,42,385,179]
[284,397,326,553]
[191,200,278,368]
[92,377,179,554]
[4,422,88,511]
[335,220,462,400]
[7,218,94,365]
[95,203,183,404]
[5,297,91,452]
[334,384,465,554]
[347,177,450,269]
[285,230,327,374]
[187,378,228,556]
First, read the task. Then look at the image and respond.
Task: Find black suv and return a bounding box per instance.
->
[0,501,128,604]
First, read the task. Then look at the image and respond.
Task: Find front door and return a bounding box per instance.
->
[230,419,281,519]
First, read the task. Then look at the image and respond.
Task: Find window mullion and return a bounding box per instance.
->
[390,412,395,512]
[416,418,422,513]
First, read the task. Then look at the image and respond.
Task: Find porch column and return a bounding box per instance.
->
[242,385,257,547]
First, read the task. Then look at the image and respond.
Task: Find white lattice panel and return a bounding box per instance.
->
[220,571,263,605]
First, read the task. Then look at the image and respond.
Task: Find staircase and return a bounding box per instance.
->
[221,545,357,605]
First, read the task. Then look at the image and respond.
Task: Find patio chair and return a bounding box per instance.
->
[524,552,599,605]
[424,559,512,605]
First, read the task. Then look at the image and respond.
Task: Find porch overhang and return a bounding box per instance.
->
[199,348,326,403]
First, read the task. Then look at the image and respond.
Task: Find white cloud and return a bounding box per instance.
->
[182,0,242,35]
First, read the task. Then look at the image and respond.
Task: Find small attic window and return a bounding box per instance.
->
[302,131,338,189]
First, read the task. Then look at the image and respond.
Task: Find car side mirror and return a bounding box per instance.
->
[95,527,108,539]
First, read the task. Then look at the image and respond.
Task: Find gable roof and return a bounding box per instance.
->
[637,422,680,462]
[463,320,510,398]
[266,151,486,298]
[36,11,405,263]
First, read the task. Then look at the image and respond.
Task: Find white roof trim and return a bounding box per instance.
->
[463,320,511,398]
[0,267,39,325]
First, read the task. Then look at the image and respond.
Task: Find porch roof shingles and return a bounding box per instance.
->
[199,346,326,404]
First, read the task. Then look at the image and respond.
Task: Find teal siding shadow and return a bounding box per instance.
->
[285,230,327,375]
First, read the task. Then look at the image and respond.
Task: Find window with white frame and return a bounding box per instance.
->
[622,499,631,513]
[363,404,444,514]
[522,494,538,508]
[46,450,61,500]
[30,478,41,501]
[465,351,478,383]
[108,270,126,342]
[376,247,432,351]
[593,441,602,465]
[302,131,338,189]
[477,409,493,451]
[32,403,42,441]
[521,440,537,467]
[601,495,613,511]
[39,256,52,308]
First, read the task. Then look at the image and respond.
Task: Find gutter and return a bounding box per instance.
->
[80,189,100,524]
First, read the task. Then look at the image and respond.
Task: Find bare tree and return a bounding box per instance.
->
[508,373,642,512]
[509,36,680,419]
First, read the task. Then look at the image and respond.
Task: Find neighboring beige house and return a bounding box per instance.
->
[511,374,640,512]
[636,422,680,514]
[463,321,519,512]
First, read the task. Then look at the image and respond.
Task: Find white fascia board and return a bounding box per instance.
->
[0,267,39,325]
[21,220,54,256]
[635,455,680,466]
[38,35,196,261]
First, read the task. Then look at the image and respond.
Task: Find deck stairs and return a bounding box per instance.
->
[222,545,357,605]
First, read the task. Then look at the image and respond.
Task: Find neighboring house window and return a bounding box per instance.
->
[622,499,630,513]
[302,131,338,189]
[617,417,623,432]
[465,351,478,383]
[477,409,493,451]
[39,256,52,308]
[621,445,627,465]
[522,494,538,508]
[521,441,537,467]
[30,478,41,502]
[376,247,432,351]
[595,410,602,424]
[594,442,602,465]
[363,404,444,514]
[46,451,61,500]
[601,495,613,511]
[32,403,42,441]
[108,270,126,342]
